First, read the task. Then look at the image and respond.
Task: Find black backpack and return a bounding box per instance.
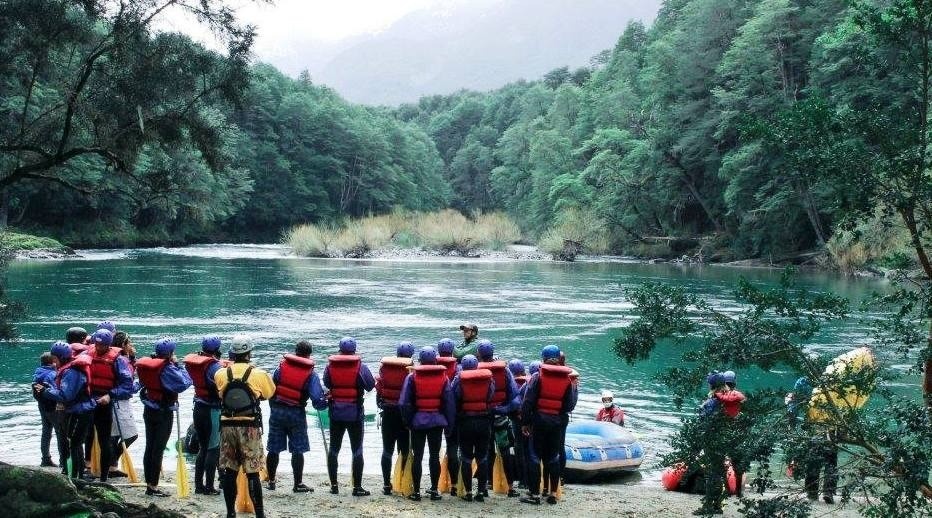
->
[221,366,260,421]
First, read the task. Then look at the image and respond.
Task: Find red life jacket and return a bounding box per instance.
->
[377,357,412,406]
[70,342,90,356]
[514,375,528,389]
[478,360,507,407]
[86,346,121,395]
[537,364,573,415]
[273,354,316,406]
[459,368,493,414]
[327,354,361,403]
[436,356,457,380]
[716,390,746,418]
[184,353,221,401]
[413,365,447,413]
[56,355,92,396]
[137,356,175,406]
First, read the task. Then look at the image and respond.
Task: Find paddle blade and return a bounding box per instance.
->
[472,459,478,476]
[438,454,451,493]
[120,444,139,483]
[89,431,101,477]
[455,465,466,497]
[400,452,415,497]
[392,455,403,493]
[492,453,508,494]
[556,479,564,499]
[235,469,254,513]
[176,439,190,498]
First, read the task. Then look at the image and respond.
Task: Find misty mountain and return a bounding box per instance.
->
[306,0,661,105]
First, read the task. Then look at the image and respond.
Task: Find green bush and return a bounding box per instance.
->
[287,224,337,257]
[538,209,610,259]
[0,231,68,252]
[473,212,522,250]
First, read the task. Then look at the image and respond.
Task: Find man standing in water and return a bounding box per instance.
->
[453,323,479,361]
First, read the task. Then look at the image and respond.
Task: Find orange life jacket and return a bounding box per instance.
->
[459,369,493,414]
[537,364,573,415]
[413,365,447,413]
[184,353,223,401]
[56,355,92,396]
[327,354,361,403]
[273,354,316,406]
[377,357,413,406]
[137,356,174,406]
[86,346,121,395]
[436,356,457,380]
[478,360,508,407]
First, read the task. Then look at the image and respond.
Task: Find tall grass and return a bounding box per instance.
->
[286,210,523,257]
[538,209,610,259]
[827,208,914,272]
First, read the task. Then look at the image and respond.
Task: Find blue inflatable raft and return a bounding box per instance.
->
[563,420,644,481]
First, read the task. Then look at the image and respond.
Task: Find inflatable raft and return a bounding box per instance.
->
[564,420,644,481]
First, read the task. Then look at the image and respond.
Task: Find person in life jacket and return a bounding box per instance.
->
[33,351,59,468]
[215,335,275,518]
[322,337,376,496]
[35,341,98,479]
[82,328,133,483]
[477,340,520,498]
[714,370,748,499]
[136,338,192,496]
[454,323,479,360]
[375,342,414,495]
[507,359,529,491]
[184,336,226,495]
[266,340,327,493]
[399,346,455,501]
[436,338,461,494]
[66,326,90,356]
[520,345,577,506]
[107,331,139,479]
[451,354,495,502]
[597,390,625,426]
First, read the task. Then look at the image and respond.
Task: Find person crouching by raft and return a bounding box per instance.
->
[83,328,134,483]
[597,390,624,426]
[137,338,193,496]
[436,338,461,495]
[477,340,520,498]
[35,341,96,479]
[520,345,577,506]
[34,352,60,468]
[507,359,529,490]
[454,323,479,360]
[323,337,376,496]
[375,342,415,495]
[451,354,494,501]
[265,340,328,493]
[399,346,455,501]
[215,335,276,518]
[184,336,226,495]
[108,331,139,479]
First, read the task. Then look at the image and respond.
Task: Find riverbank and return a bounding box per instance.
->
[115,470,863,517]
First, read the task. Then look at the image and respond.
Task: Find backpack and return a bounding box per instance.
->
[185,423,200,455]
[221,366,260,421]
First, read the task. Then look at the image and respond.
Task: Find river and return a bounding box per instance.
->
[0,244,894,481]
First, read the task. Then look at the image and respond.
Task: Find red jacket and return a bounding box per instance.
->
[478,360,507,407]
[715,390,746,418]
[274,354,316,406]
[597,405,625,425]
[413,365,446,413]
[437,356,457,381]
[459,369,493,414]
[86,347,120,395]
[184,353,222,401]
[537,364,573,415]
[327,355,362,403]
[56,355,92,395]
[137,357,172,405]
[377,357,412,407]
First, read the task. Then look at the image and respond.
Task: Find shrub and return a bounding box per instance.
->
[414,210,476,255]
[0,231,68,252]
[538,209,610,260]
[332,220,393,258]
[473,212,521,250]
[287,224,337,257]
[827,208,913,272]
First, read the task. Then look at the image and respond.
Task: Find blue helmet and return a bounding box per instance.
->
[92,329,114,347]
[722,370,736,384]
[50,341,72,362]
[396,342,415,358]
[339,337,357,354]
[461,354,479,371]
[201,336,222,352]
[507,359,526,377]
[97,321,116,333]
[436,338,455,356]
[528,361,541,375]
[477,339,495,360]
[541,345,561,361]
[419,346,438,365]
[707,372,725,388]
[155,338,177,357]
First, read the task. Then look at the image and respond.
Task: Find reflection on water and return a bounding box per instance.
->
[1,245,889,480]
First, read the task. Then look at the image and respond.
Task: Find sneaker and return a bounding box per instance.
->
[823,495,834,505]
[145,488,170,497]
[383,485,392,495]
[479,489,489,498]
[547,495,558,505]
[330,484,339,495]
[407,492,422,501]
[475,493,485,503]
[267,481,276,491]
[108,469,127,478]
[427,489,442,501]
[40,458,57,467]
[507,488,519,498]
[520,495,541,505]
[202,487,221,495]
[450,487,457,497]
[293,484,313,493]
[463,493,473,502]
[352,487,370,497]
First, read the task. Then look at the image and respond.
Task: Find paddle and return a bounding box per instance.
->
[89,430,101,478]
[174,409,190,498]
[112,402,139,483]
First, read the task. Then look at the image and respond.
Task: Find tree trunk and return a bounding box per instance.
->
[0,190,9,230]
[681,173,724,233]
[798,184,827,246]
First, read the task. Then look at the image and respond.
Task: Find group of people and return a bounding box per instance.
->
[31,321,580,518]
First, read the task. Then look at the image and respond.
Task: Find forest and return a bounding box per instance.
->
[1,0,930,272]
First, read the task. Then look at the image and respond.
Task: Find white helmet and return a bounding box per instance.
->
[600,390,614,400]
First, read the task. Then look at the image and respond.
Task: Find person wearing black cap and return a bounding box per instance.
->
[454,324,479,361]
